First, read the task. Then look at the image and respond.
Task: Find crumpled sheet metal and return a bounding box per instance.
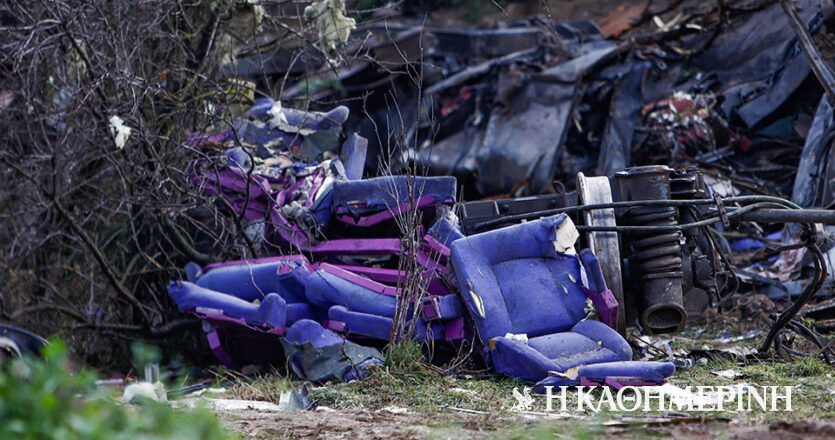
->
[280,319,382,383]
[426,38,619,196]
[688,0,819,129]
[793,96,834,208]
[243,2,824,198]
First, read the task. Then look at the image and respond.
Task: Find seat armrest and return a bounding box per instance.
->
[582,287,619,330]
[579,248,618,330]
[571,320,632,361]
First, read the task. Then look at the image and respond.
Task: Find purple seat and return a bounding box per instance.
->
[333,176,456,227]
[306,234,451,272]
[187,98,349,151]
[168,281,289,329]
[532,361,677,391]
[190,160,273,222]
[340,134,367,180]
[305,263,465,341]
[450,214,674,384]
[191,255,312,304]
[232,98,349,153]
[427,211,465,248]
[168,280,310,369]
[169,257,318,369]
[265,159,345,250]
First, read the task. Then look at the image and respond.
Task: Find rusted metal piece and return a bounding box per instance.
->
[597,0,650,38]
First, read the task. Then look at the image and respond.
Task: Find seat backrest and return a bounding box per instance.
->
[450,214,588,340]
[196,255,312,303]
[333,176,457,214]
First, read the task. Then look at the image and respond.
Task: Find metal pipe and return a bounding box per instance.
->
[736,208,835,224]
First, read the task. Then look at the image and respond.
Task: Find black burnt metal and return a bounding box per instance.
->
[459,188,577,235]
[737,208,835,224]
[616,166,687,334]
[671,167,717,324]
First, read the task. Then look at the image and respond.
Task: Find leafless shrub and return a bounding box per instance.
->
[0,0,469,370]
[0,0,321,367]
[367,25,448,356]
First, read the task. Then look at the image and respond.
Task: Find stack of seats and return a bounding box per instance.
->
[172,99,675,389]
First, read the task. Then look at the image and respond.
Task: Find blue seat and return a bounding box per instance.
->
[450,214,674,384]
[305,263,465,341]
[189,255,312,303]
[333,176,456,227]
[167,281,313,329]
[427,210,465,248]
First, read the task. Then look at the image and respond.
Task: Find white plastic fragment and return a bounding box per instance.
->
[205,399,283,412]
[122,381,167,403]
[504,333,529,344]
[554,217,579,254]
[467,281,486,318]
[449,387,477,396]
[266,101,316,136]
[304,0,356,53]
[712,369,742,379]
[108,115,131,149]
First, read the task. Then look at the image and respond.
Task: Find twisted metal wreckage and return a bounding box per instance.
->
[164,0,835,390]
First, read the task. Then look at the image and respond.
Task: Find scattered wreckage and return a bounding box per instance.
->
[161,0,835,391]
[168,102,834,391]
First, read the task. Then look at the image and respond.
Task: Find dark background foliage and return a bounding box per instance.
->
[0,0,279,368]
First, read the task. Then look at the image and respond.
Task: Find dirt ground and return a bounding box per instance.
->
[200,303,835,439]
[216,406,835,439]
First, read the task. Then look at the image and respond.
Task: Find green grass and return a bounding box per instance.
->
[309,342,522,412]
[221,343,522,413]
[0,341,236,440]
[229,342,835,422]
[224,369,296,403]
[668,355,835,422]
[225,341,835,439]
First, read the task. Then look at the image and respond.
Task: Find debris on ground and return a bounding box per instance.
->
[155,1,835,406]
[9,0,835,438]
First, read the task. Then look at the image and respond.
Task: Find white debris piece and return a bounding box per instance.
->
[176,398,283,412]
[108,115,131,149]
[122,381,167,403]
[554,217,579,254]
[304,0,356,53]
[712,369,742,379]
[504,333,529,344]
